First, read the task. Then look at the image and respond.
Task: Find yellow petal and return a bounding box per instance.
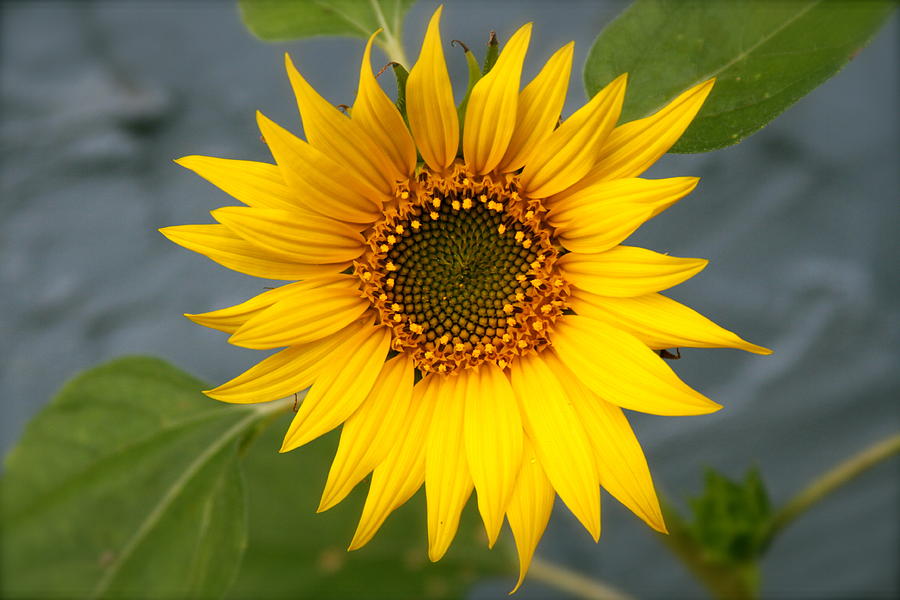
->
[569,79,715,191]
[229,276,368,349]
[519,73,627,199]
[285,54,398,194]
[463,23,532,175]
[548,177,700,242]
[497,42,574,174]
[463,363,524,547]
[205,321,364,404]
[426,374,474,561]
[353,31,416,179]
[185,282,308,334]
[549,196,654,256]
[212,206,365,264]
[571,290,772,354]
[175,155,314,214]
[318,354,414,511]
[509,353,600,540]
[350,376,438,551]
[551,315,722,415]
[558,246,708,297]
[505,437,555,594]
[543,352,666,533]
[159,224,349,280]
[257,111,383,224]
[406,6,459,172]
[280,324,391,452]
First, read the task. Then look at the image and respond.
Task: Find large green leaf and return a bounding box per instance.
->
[584,0,894,153]
[229,414,511,599]
[2,355,513,599]
[0,357,271,600]
[239,0,415,62]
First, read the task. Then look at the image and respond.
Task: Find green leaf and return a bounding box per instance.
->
[685,467,773,566]
[239,0,415,63]
[584,0,894,153]
[2,355,511,599]
[658,468,773,600]
[0,357,273,600]
[228,414,511,599]
[698,469,770,564]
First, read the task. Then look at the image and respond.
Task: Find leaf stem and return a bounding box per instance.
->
[237,396,296,455]
[527,557,637,600]
[369,0,408,66]
[767,433,900,539]
[378,32,409,66]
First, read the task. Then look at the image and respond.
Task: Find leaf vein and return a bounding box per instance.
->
[89,410,259,599]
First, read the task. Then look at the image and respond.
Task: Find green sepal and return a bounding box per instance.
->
[454,40,484,155]
[482,30,499,75]
[391,62,410,126]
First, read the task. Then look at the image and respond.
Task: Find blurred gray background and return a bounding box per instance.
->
[1,1,897,598]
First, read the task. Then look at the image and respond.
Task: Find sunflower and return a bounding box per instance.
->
[161,6,770,590]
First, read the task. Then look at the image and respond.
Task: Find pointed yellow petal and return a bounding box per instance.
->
[175,155,313,214]
[318,354,414,511]
[185,282,307,334]
[570,79,715,191]
[159,224,349,280]
[229,276,368,349]
[205,321,364,404]
[548,178,700,250]
[285,54,397,194]
[505,437,555,594]
[543,352,666,533]
[552,315,722,415]
[212,206,365,264]
[509,353,600,540]
[519,73,627,199]
[548,189,654,255]
[426,374,474,561]
[257,111,383,224]
[354,31,416,179]
[463,23,532,174]
[280,325,391,452]
[558,246,708,297]
[350,376,438,551]
[406,6,459,172]
[497,42,574,174]
[464,364,524,547]
[571,290,772,354]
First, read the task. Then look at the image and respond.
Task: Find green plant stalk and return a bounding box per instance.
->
[656,433,900,600]
[528,557,638,600]
[655,518,760,600]
[767,433,900,540]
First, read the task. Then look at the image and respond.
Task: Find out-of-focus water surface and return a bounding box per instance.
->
[1,1,897,598]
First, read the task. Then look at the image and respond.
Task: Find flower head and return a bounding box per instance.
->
[161,6,770,590]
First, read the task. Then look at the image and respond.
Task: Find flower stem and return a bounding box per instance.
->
[527,557,637,600]
[767,433,900,539]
